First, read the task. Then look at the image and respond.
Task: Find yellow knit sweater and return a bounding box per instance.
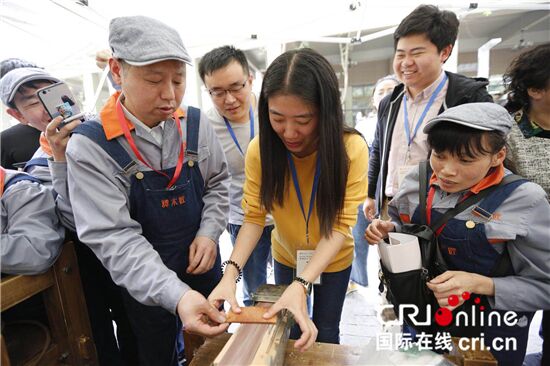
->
[242,133,369,272]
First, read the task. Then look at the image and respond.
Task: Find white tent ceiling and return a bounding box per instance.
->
[2,0,548,79]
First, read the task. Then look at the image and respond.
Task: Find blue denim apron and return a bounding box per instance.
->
[73,107,221,366]
[412,178,533,366]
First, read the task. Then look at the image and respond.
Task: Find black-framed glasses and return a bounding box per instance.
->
[208,80,247,99]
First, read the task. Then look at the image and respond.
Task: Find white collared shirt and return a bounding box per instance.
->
[385,71,448,197]
[121,103,165,145]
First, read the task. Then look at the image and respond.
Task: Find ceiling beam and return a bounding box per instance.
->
[488,11,550,41]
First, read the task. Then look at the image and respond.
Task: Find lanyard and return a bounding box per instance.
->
[287,152,321,245]
[403,74,448,147]
[223,106,254,156]
[0,166,5,197]
[116,100,186,189]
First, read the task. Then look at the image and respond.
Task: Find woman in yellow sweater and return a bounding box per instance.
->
[209,48,368,351]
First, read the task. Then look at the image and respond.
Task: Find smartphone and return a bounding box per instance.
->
[37,82,84,128]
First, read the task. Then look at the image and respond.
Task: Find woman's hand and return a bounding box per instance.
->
[261,282,318,352]
[207,266,240,313]
[364,219,395,244]
[363,197,376,220]
[427,271,495,311]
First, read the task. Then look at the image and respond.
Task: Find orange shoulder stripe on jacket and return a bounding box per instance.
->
[0,167,6,198]
[39,133,52,157]
[100,91,186,141]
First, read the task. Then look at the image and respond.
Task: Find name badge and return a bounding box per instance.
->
[296,250,321,284]
[397,165,415,189]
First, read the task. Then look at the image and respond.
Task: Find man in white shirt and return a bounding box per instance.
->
[365,4,493,220]
[199,46,274,306]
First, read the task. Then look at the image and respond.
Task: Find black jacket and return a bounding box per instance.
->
[368,71,493,212]
[1,124,41,170]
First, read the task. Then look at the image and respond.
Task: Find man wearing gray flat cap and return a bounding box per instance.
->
[65,15,231,365]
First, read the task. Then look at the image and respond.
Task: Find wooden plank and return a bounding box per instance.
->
[226,306,277,324]
[190,333,362,366]
[43,278,74,365]
[183,332,205,365]
[51,241,98,365]
[213,324,271,366]
[0,272,54,311]
[1,334,11,366]
[250,318,288,366]
[26,343,62,366]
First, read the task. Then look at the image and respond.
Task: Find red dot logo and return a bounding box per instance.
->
[434,307,453,327]
[448,294,459,307]
[480,306,485,311]
[474,297,481,304]
[462,291,470,300]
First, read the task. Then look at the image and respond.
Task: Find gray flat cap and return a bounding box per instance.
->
[423,103,512,135]
[0,67,60,106]
[109,16,192,66]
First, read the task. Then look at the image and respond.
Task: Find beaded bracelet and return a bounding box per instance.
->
[221,260,243,283]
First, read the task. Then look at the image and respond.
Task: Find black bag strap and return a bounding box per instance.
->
[429,173,524,232]
[418,161,428,226]
[491,245,512,277]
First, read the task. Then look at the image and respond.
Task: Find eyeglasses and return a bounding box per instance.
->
[208,80,248,99]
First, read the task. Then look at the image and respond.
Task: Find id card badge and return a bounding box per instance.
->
[397,165,415,189]
[296,250,321,284]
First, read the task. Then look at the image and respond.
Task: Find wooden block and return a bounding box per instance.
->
[449,337,497,366]
[0,272,54,311]
[226,306,277,324]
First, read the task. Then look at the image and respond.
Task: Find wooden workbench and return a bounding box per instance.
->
[189,333,362,366]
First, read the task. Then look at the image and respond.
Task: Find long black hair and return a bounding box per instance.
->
[258,48,353,237]
[427,123,517,173]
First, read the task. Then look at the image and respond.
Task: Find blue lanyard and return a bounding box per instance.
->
[287,152,321,245]
[403,74,448,147]
[223,106,254,156]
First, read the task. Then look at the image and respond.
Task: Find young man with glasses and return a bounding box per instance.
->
[199,46,274,306]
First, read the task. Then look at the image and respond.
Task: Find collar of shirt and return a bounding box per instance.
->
[513,108,550,139]
[100,91,185,141]
[405,70,446,103]
[120,101,165,146]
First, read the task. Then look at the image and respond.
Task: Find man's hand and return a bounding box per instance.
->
[95,49,112,70]
[363,197,376,220]
[187,236,217,274]
[45,116,81,162]
[177,290,228,337]
[364,219,395,244]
